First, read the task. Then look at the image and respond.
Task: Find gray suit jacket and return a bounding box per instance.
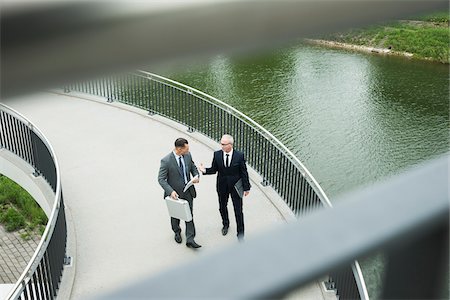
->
[158,152,199,199]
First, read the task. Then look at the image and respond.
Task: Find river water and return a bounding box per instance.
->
[154,43,449,298]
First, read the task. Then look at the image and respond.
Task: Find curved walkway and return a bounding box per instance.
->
[2,92,332,299]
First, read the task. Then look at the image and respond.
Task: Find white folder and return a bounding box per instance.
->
[165,196,192,222]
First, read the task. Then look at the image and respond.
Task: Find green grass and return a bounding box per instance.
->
[0,174,48,237]
[321,11,450,63]
[383,25,449,62]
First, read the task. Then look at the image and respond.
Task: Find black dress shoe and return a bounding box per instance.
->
[174,232,182,244]
[222,226,229,236]
[186,241,202,249]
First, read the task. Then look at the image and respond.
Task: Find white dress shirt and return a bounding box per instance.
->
[223,149,233,167]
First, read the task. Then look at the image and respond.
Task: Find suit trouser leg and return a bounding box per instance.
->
[185,197,196,243]
[218,192,230,228]
[231,189,244,237]
[171,218,181,234]
[171,197,196,243]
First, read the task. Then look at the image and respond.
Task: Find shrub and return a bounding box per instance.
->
[0,174,48,237]
[0,207,26,231]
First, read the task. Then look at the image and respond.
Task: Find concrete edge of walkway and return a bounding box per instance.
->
[0,150,54,216]
[57,201,77,300]
[0,284,14,300]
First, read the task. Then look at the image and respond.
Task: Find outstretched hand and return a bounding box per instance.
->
[199,163,206,173]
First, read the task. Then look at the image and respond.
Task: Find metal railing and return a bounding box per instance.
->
[67,71,368,299]
[329,262,369,300]
[0,104,67,300]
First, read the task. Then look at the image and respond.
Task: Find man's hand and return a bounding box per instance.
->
[199,163,206,173]
[192,176,200,184]
[244,191,250,197]
[170,191,179,199]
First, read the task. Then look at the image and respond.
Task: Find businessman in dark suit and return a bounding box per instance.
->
[158,138,201,249]
[200,134,251,241]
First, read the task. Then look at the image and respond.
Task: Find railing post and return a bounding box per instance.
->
[30,130,41,178]
[64,255,72,266]
[324,276,336,291]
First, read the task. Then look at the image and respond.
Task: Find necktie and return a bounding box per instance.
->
[226,154,230,167]
[179,157,186,183]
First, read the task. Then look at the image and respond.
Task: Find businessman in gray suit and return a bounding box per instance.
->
[158,138,201,249]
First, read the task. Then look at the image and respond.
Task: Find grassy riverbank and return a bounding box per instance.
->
[319,11,449,63]
[0,174,47,239]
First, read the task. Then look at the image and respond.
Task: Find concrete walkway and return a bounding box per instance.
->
[2,92,333,299]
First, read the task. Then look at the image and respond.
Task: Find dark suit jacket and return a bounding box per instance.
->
[158,152,199,199]
[204,150,251,194]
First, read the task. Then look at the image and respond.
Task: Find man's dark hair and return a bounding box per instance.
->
[175,138,188,148]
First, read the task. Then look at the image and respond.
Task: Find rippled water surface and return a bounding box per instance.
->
[153,43,449,298]
[157,45,449,197]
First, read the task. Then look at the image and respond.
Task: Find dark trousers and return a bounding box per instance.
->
[171,194,195,243]
[218,186,244,237]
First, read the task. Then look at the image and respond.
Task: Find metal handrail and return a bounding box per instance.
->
[0,103,66,300]
[353,261,370,300]
[137,70,333,208]
[68,71,368,299]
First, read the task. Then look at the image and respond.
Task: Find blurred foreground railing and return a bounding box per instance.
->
[0,104,67,300]
[100,155,448,299]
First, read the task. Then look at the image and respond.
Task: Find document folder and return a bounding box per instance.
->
[234,179,244,199]
[165,196,192,222]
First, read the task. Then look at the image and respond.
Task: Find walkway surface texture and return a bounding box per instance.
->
[1,92,333,299]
